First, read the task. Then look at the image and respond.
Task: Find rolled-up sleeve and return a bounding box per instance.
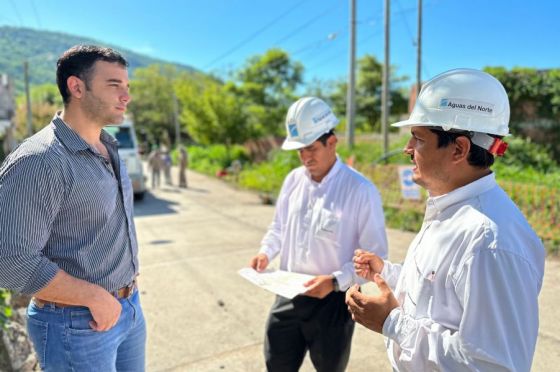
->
[0,154,61,294]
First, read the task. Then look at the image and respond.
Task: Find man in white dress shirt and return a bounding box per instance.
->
[347,69,545,371]
[249,97,388,372]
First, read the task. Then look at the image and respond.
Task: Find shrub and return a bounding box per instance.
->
[493,136,560,186]
[186,144,249,175]
[0,289,11,327]
[238,149,299,194]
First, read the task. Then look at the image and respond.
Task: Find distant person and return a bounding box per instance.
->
[178,145,188,188]
[346,69,545,371]
[0,45,146,371]
[148,146,164,189]
[248,97,388,372]
[162,146,172,186]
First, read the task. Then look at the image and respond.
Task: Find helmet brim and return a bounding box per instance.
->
[281,139,308,150]
[392,118,510,136]
[391,119,430,128]
[281,128,334,150]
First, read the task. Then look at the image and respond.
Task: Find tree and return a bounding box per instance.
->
[176,77,249,146]
[128,64,180,145]
[232,48,304,137]
[14,83,62,139]
[484,67,560,160]
[304,78,336,100]
[330,55,408,132]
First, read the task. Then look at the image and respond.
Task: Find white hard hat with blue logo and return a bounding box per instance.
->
[392,68,511,155]
[282,97,339,150]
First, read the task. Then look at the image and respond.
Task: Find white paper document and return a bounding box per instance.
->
[238,268,315,299]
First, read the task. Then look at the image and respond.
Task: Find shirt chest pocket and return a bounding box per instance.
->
[405,273,434,319]
[403,251,438,319]
[315,208,340,241]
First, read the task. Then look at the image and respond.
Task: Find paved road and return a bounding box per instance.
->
[135,169,559,371]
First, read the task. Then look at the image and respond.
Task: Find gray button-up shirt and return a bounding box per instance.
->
[0,114,139,294]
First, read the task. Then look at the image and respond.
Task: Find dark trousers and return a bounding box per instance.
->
[264,292,354,372]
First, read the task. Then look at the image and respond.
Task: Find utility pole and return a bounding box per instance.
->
[381,0,390,159]
[416,0,423,96]
[24,61,33,137]
[345,0,356,149]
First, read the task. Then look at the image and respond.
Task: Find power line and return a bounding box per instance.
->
[0,14,18,24]
[291,14,395,66]
[204,0,308,69]
[211,0,347,74]
[8,0,23,26]
[291,29,345,58]
[211,28,344,83]
[394,0,416,45]
[306,23,389,71]
[306,6,408,70]
[306,3,430,75]
[29,0,42,28]
[394,0,431,80]
[306,46,346,72]
[272,0,344,46]
[306,20,394,72]
[291,36,334,57]
[212,0,432,83]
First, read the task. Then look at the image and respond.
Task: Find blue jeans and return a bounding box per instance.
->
[27,290,146,372]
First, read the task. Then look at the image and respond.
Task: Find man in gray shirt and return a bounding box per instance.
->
[0,45,145,371]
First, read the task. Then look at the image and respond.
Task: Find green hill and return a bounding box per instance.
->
[0,26,197,93]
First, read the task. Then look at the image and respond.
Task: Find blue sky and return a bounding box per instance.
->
[1,0,559,87]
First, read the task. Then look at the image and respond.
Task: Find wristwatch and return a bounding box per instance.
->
[332,275,340,292]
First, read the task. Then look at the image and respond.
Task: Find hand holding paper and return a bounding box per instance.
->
[238,267,315,299]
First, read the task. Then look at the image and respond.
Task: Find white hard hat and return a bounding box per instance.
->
[393,69,510,136]
[282,97,339,150]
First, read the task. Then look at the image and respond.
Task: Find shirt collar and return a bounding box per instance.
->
[425,172,497,220]
[305,155,343,186]
[51,112,118,153]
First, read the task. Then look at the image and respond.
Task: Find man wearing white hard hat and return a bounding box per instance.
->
[249,97,388,371]
[346,69,545,371]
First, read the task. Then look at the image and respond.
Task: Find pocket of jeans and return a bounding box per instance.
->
[26,316,48,368]
[68,309,96,334]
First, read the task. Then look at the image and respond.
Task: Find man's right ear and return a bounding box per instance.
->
[66,76,84,100]
[327,134,337,148]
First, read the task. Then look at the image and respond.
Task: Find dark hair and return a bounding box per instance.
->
[429,128,497,168]
[56,45,128,104]
[317,130,335,146]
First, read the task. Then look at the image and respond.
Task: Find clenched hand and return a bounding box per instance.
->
[345,274,399,333]
[353,249,384,282]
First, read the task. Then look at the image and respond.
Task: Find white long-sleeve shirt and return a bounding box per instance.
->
[381,173,545,372]
[259,157,388,291]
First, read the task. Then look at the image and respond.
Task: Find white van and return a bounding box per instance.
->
[105,119,146,200]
